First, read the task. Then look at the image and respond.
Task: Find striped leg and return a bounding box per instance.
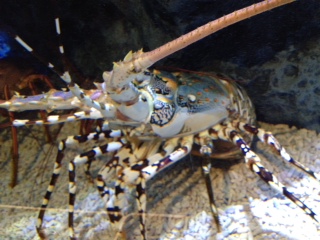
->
[142,136,193,181]
[98,144,146,239]
[36,128,123,239]
[235,122,320,181]
[200,143,221,232]
[107,136,192,239]
[96,158,119,201]
[96,142,140,201]
[68,139,126,239]
[217,125,318,222]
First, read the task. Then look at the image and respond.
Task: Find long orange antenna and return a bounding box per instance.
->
[107,0,295,103]
[137,0,295,69]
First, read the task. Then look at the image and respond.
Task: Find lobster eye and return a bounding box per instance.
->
[187,94,196,103]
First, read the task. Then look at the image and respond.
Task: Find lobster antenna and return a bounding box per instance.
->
[13,10,113,116]
[14,19,73,86]
[52,16,74,83]
[51,0,79,83]
[106,0,295,99]
[54,17,65,69]
[137,0,295,69]
[13,0,72,87]
[14,35,61,76]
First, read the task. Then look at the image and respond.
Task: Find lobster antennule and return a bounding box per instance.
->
[106,0,295,103]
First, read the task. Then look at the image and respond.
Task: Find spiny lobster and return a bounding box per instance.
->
[0,0,319,239]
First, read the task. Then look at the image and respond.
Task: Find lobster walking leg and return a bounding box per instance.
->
[96,144,140,240]
[141,137,193,181]
[36,127,124,239]
[68,139,126,239]
[219,125,318,222]
[4,85,19,188]
[4,76,59,187]
[237,122,320,181]
[96,136,146,200]
[200,144,221,233]
[108,137,192,239]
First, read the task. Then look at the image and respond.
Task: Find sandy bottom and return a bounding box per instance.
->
[0,121,319,240]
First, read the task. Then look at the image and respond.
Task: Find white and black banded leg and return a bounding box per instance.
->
[199,143,221,233]
[237,122,320,181]
[68,139,126,239]
[141,136,193,181]
[105,156,150,238]
[36,128,123,239]
[135,137,192,239]
[97,139,163,239]
[95,142,139,230]
[36,138,64,239]
[221,126,318,222]
[106,137,190,239]
[96,157,119,201]
[96,142,139,201]
[106,165,149,240]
